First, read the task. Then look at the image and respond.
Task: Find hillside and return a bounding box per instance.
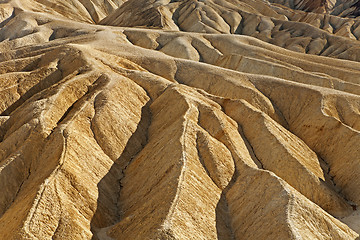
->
[0,0,360,239]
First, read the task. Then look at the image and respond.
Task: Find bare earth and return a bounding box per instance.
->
[0,0,360,239]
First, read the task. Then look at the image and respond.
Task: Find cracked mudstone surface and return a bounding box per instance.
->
[0,0,360,239]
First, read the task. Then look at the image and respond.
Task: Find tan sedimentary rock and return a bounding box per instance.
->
[0,0,360,239]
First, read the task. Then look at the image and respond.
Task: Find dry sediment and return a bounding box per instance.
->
[0,0,360,239]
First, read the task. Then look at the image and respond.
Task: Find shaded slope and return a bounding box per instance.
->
[101,0,360,61]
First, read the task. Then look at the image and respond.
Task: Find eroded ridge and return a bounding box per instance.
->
[0,0,360,239]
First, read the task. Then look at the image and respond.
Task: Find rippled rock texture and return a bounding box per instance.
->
[0,0,360,239]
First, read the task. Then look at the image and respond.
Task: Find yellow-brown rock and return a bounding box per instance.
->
[0,0,360,239]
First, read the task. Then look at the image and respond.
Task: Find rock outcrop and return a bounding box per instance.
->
[0,0,360,239]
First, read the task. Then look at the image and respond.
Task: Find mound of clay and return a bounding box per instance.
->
[0,0,360,239]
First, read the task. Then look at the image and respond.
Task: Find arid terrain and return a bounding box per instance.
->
[0,0,360,239]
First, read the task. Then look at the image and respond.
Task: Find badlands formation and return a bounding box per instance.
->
[0,0,360,239]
